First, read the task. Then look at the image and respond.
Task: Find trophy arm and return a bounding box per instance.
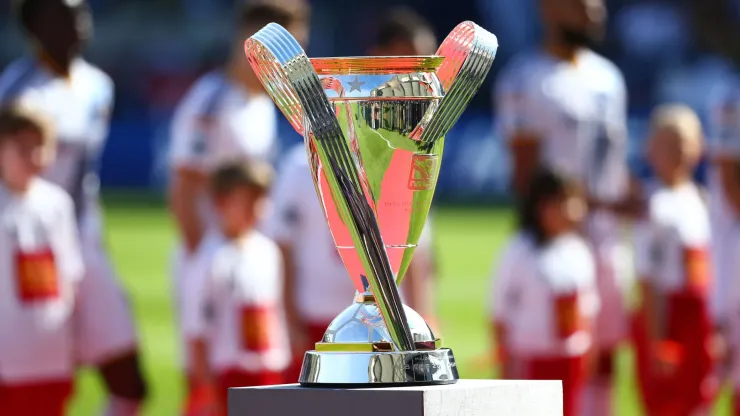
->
[244,23,416,353]
[413,22,499,147]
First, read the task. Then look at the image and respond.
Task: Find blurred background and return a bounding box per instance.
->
[1,0,739,414]
[4,0,739,200]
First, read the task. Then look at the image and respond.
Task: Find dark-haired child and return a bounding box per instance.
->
[490,167,599,416]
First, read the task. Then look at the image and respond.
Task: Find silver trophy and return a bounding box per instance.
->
[245,22,497,386]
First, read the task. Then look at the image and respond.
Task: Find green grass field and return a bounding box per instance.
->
[66,200,730,415]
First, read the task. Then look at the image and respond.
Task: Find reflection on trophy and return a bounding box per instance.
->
[245,21,497,386]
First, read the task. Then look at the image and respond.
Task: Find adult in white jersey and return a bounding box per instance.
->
[707,76,740,414]
[0,105,84,416]
[0,1,146,413]
[168,0,309,379]
[262,8,440,381]
[495,0,633,413]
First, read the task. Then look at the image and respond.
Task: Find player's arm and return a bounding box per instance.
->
[509,135,541,200]
[716,157,740,216]
[404,257,437,331]
[403,223,438,332]
[492,320,509,378]
[168,86,214,254]
[56,192,86,289]
[490,242,518,378]
[169,167,207,253]
[578,265,601,377]
[276,242,304,338]
[182,253,218,413]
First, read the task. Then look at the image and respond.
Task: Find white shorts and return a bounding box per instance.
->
[592,240,629,349]
[74,208,138,365]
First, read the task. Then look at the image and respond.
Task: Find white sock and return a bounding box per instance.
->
[580,380,612,416]
[102,396,142,416]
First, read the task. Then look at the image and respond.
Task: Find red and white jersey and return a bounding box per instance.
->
[0,179,84,383]
[0,58,113,232]
[169,71,278,231]
[260,146,357,322]
[182,230,290,373]
[634,182,711,294]
[490,232,599,357]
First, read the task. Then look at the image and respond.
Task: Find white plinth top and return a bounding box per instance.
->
[229,379,563,416]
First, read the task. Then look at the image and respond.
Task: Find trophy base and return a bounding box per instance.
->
[298,348,459,386]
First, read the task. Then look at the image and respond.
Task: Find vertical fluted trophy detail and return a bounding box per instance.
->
[245,22,498,386]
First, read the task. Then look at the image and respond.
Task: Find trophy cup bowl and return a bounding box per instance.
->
[245,22,498,386]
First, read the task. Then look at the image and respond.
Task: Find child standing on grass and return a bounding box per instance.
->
[490,167,599,416]
[0,105,84,415]
[182,161,289,415]
[631,105,716,416]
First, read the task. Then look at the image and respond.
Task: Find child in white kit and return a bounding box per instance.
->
[490,167,599,416]
[631,105,716,415]
[182,161,289,415]
[0,105,84,415]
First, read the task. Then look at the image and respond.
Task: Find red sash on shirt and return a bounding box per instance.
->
[683,247,710,294]
[554,293,583,339]
[15,248,59,302]
[240,306,276,352]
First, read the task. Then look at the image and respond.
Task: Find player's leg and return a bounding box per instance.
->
[581,242,625,416]
[630,305,657,414]
[97,352,147,415]
[75,242,146,415]
[171,245,194,386]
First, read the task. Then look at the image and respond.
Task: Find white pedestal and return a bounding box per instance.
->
[228,379,563,416]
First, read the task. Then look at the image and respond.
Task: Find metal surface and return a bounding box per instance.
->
[299,349,458,386]
[244,21,497,384]
[320,296,435,345]
[245,24,417,352]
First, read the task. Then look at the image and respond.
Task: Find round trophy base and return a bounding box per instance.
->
[298,348,459,387]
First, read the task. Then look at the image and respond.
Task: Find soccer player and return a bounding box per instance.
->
[0,105,84,416]
[183,161,289,415]
[262,7,440,382]
[495,0,631,413]
[631,105,715,415]
[168,0,309,380]
[491,167,598,416]
[0,1,146,413]
[707,76,740,414]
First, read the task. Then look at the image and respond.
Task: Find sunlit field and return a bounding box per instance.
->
[68,197,730,415]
